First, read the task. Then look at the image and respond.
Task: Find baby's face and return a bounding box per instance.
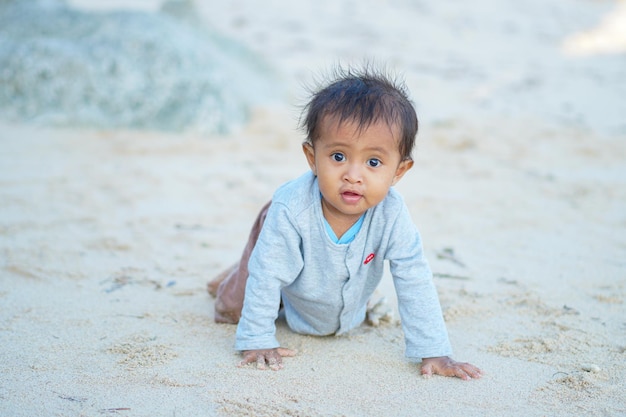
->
[303,117,413,226]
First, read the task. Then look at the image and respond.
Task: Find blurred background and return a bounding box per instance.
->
[1,2,625,416]
[1,0,624,136]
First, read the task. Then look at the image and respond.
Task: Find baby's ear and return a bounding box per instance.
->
[391,159,413,185]
[302,143,317,175]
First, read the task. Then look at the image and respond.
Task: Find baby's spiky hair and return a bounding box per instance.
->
[300,64,418,161]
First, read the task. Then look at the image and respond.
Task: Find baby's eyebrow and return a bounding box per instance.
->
[365,146,391,155]
[322,141,390,153]
[320,140,349,150]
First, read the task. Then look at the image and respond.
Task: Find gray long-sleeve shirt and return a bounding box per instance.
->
[235,171,452,360]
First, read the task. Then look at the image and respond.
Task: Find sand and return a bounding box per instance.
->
[1,1,625,416]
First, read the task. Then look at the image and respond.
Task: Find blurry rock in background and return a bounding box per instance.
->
[0,0,279,134]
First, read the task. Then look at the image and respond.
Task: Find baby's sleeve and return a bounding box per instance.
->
[387,205,453,360]
[234,202,304,351]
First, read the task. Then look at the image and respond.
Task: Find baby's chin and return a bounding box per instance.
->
[323,199,365,217]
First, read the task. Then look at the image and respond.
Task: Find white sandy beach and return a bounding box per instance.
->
[1,1,625,416]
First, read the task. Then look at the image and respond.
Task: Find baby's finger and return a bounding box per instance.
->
[450,362,484,380]
[460,363,483,379]
[237,352,256,368]
[452,365,471,381]
[256,354,267,370]
[276,347,297,357]
[420,362,434,379]
[268,356,283,371]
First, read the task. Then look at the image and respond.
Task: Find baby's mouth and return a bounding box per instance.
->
[341,191,362,204]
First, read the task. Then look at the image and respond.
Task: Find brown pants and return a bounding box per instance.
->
[208,201,271,324]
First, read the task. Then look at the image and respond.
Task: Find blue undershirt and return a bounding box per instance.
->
[323,213,365,244]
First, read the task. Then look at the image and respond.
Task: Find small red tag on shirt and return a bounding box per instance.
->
[364,253,375,264]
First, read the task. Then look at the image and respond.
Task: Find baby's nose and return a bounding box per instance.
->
[343,163,363,183]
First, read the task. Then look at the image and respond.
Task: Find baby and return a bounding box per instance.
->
[209,66,482,380]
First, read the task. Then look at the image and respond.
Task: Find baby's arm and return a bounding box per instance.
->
[239,347,297,371]
[420,356,482,380]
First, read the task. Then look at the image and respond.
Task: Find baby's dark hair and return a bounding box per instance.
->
[300,65,418,161]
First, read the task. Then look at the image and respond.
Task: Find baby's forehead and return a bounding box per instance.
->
[315,116,403,156]
[318,115,401,142]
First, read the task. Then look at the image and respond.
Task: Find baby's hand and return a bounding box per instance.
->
[238,347,297,371]
[420,356,482,380]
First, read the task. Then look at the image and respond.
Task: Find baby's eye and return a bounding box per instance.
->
[332,153,345,162]
[367,158,382,168]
